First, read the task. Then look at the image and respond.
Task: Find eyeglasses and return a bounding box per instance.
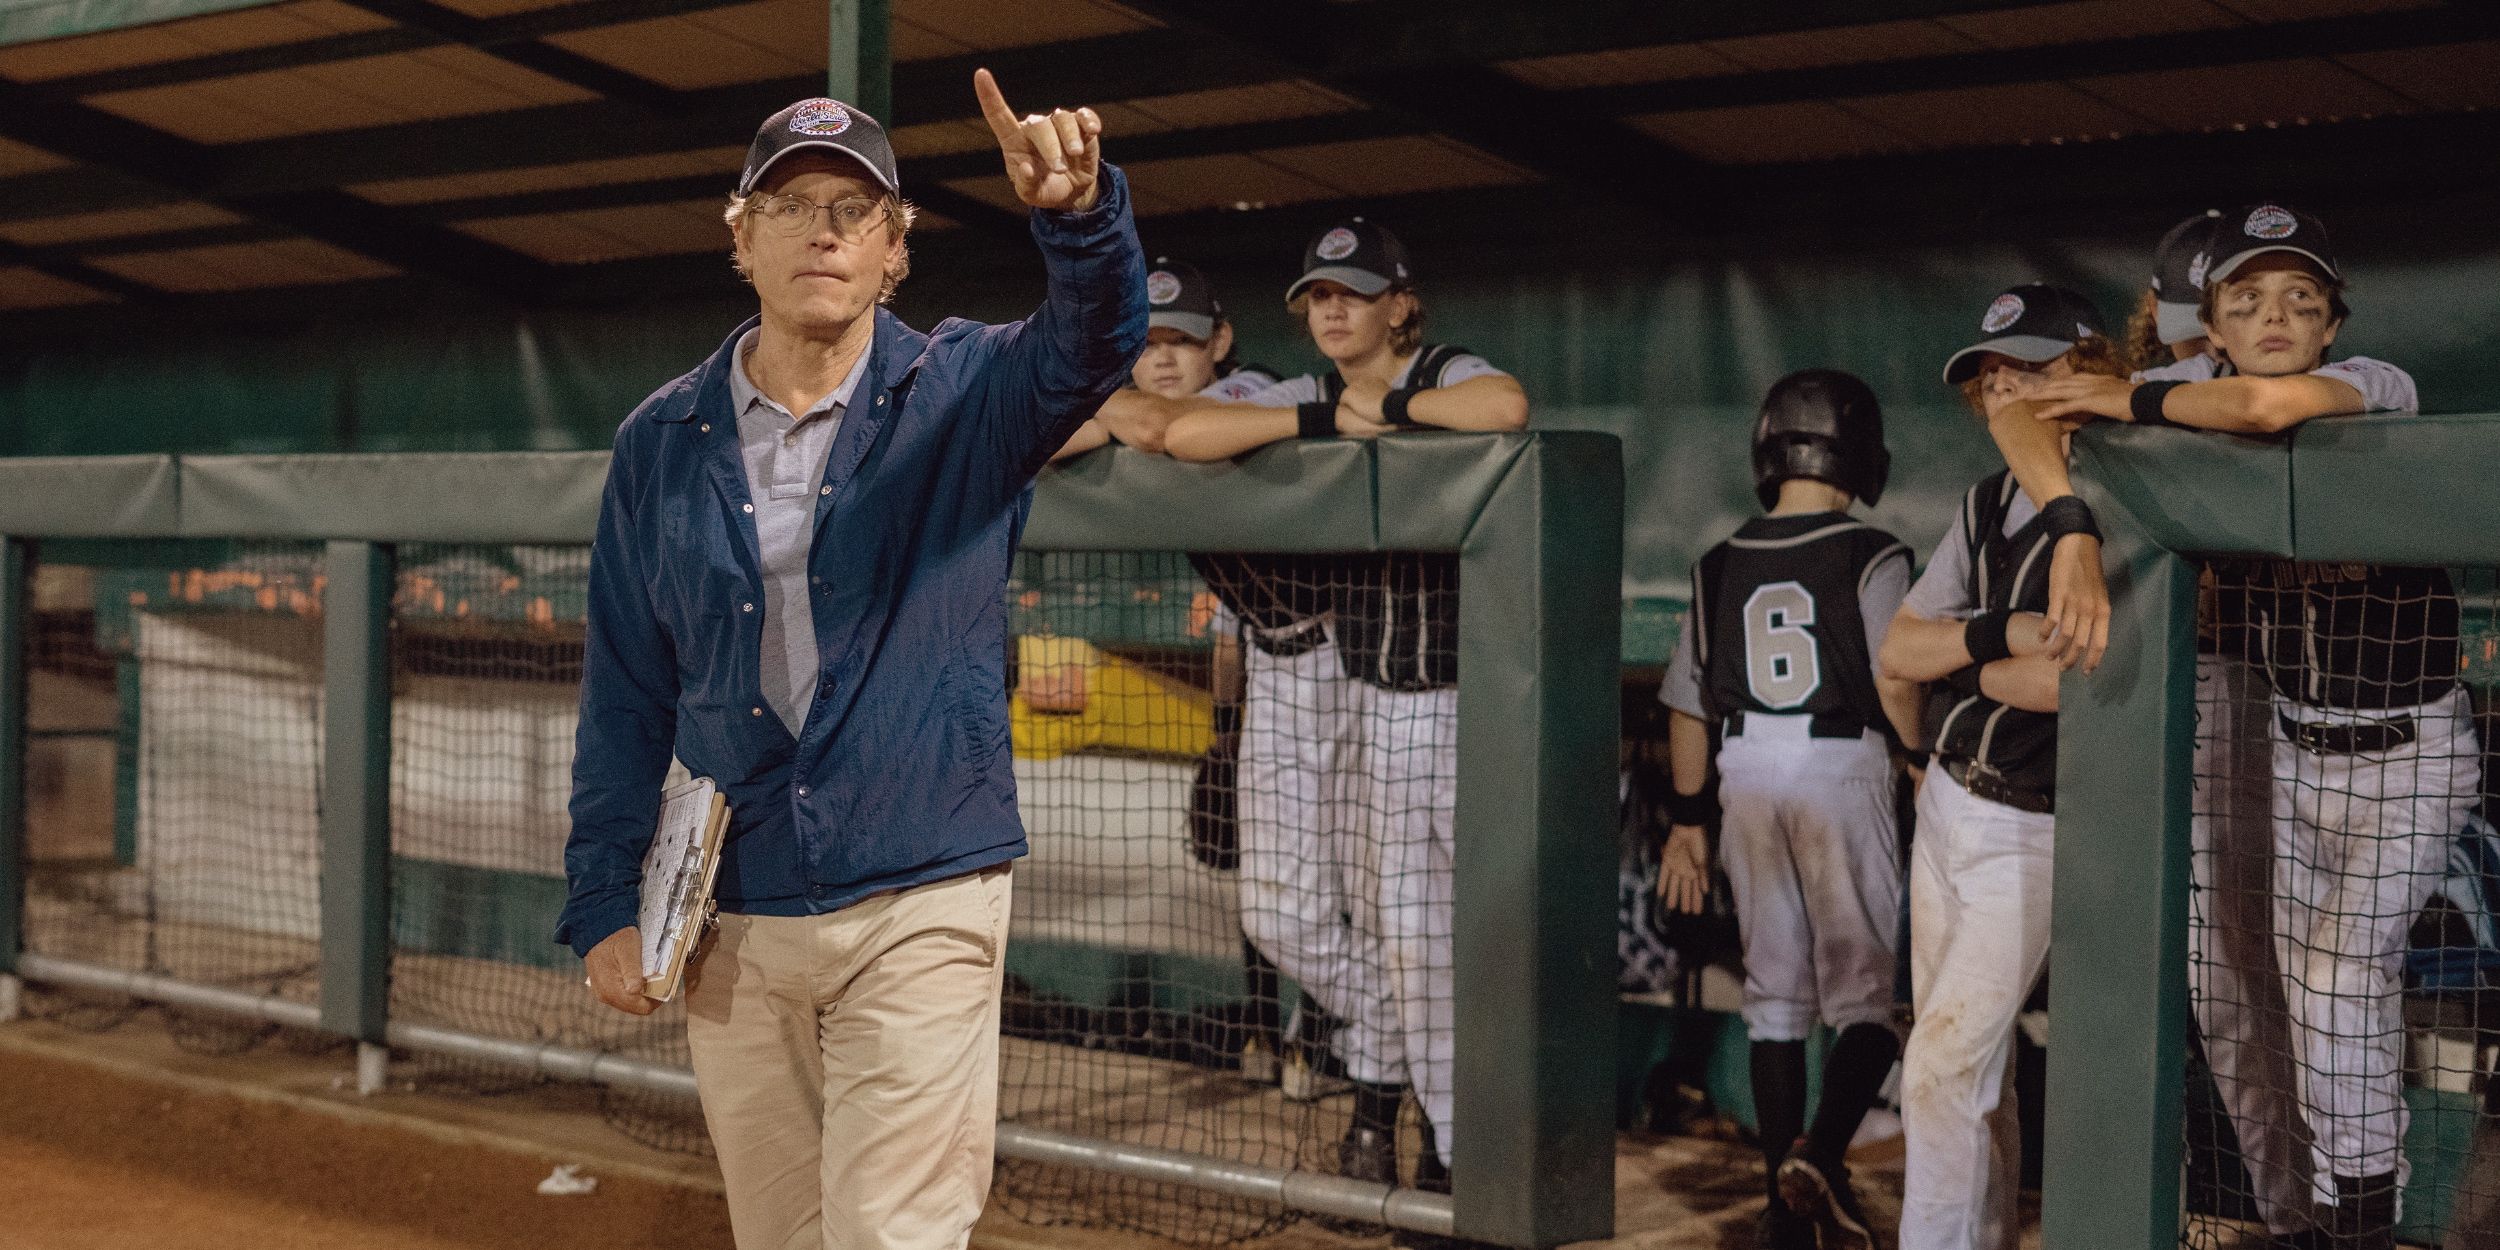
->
[748,193,888,242]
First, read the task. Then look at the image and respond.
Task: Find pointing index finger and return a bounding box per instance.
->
[973,68,1023,146]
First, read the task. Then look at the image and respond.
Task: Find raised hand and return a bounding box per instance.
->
[974,67,1103,213]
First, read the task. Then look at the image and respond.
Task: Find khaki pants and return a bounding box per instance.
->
[685,865,1012,1250]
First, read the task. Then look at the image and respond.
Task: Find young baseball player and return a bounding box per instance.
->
[1981,218,2313,1241]
[1056,255,1276,459]
[1878,283,2123,1250]
[2125,210,2223,377]
[2029,203,2470,1250]
[1654,369,1914,1250]
[1161,217,1528,1195]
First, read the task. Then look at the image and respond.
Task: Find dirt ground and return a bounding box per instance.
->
[0,1008,2023,1250]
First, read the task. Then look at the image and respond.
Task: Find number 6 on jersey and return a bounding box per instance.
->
[1744,581,1821,709]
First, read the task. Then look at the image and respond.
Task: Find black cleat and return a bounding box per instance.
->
[1756,1203,1819,1250]
[1339,1124,1398,1185]
[1778,1153,1877,1250]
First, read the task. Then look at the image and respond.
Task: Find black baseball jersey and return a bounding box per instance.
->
[1929,472,2060,797]
[2242,561,2459,711]
[1325,344,1482,692]
[1690,513,1910,737]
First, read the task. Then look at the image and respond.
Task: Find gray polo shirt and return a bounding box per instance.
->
[727,328,871,735]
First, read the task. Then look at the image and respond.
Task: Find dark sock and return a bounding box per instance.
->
[1752,1039,1809,1207]
[1805,1022,1901,1171]
[1242,940,1280,1039]
[1353,1081,1406,1137]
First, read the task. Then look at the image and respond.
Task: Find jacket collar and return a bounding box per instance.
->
[651,309,928,424]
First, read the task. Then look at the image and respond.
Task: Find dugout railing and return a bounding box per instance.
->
[0,432,1622,1249]
[2050,413,2500,1250]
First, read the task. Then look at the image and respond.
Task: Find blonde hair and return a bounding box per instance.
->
[1289,285,1425,355]
[722,192,917,304]
[1958,334,2128,415]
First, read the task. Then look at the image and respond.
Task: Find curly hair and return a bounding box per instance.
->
[2120,288,2171,377]
[1958,333,2128,415]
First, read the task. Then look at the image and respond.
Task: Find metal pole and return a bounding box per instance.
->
[0,536,27,979]
[14,951,1458,1236]
[320,541,394,1043]
[826,0,890,119]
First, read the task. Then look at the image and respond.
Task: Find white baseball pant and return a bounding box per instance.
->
[1345,680,1458,1167]
[2188,654,2313,1232]
[2270,686,2480,1193]
[1236,635,1404,1083]
[1716,716,1901,1042]
[1900,765,2054,1250]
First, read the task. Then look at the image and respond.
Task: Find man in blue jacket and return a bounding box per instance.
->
[556,69,1146,1249]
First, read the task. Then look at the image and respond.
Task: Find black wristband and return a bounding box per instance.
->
[2039,494,2101,543]
[1382,387,1424,428]
[1965,611,2015,665]
[1664,785,1719,828]
[1903,747,1933,771]
[1296,401,1335,439]
[2130,380,2184,428]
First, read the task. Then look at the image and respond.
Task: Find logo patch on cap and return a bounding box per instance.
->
[1981,294,2025,334]
[791,99,852,137]
[1315,228,1359,262]
[2188,251,2211,291]
[2245,205,2297,240]
[1146,271,1182,306]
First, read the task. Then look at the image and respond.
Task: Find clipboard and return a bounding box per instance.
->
[636,777,730,1002]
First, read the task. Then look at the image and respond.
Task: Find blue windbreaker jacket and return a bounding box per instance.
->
[555,168,1147,957]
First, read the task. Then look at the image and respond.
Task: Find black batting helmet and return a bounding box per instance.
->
[1750,369,1890,511]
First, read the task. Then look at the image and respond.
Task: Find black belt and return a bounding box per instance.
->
[1243,619,1327,658]
[1942,757,2055,815]
[1725,710,1866,739]
[2277,712,2415,756]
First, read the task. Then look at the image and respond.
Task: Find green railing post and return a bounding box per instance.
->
[2041,424,2295,1250]
[0,537,27,1006]
[319,540,393,1080]
[1448,434,1625,1247]
[828,0,890,119]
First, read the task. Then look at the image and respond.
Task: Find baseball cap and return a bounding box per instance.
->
[737,98,900,197]
[2207,202,2337,286]
[2150,210,2221,346]
[1940,284,2109,385]
[1285,217,1411,303]
[1145,257,1222,342]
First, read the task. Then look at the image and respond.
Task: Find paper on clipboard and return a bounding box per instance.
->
[637,776,729,1002]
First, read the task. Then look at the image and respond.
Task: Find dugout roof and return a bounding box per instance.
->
[1,0,2495,327]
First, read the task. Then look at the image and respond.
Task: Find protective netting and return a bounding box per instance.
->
[380,543,707,1151]
[14,539,1467,1238]
[20,541,339,1056]
[2183,561,2500,1248]
[992,549,1461,1243]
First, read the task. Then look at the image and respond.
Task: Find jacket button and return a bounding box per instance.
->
[875,396,886,406]
[796,786,810,798]
[700,423,711,433]
[751,706,763,717]
[819,485,831,495]
[742,602,754,612]
[742,503,755,514]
